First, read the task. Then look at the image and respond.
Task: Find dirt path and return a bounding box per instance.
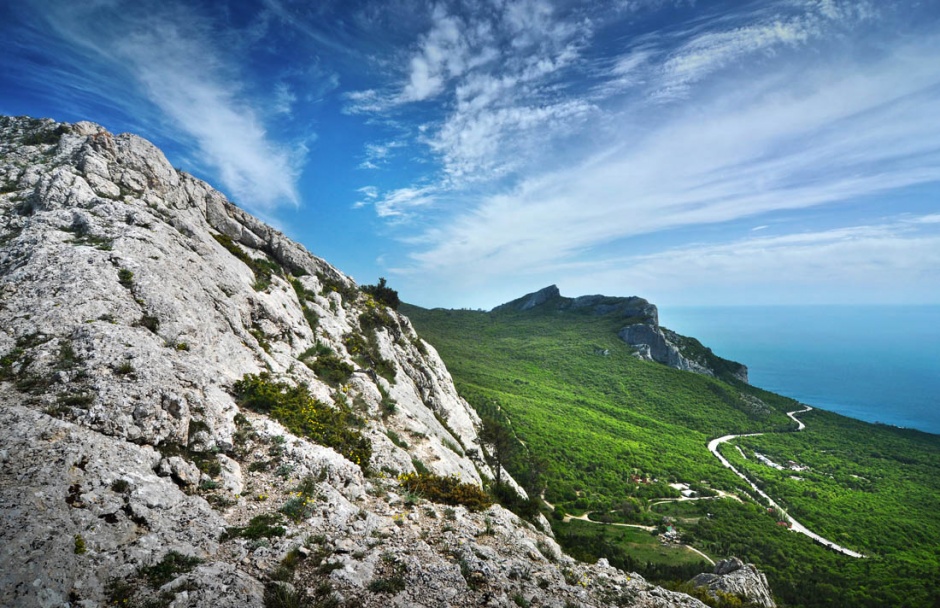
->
[707,406,866,559]
[649,488,742,508]
[684,545,716,566]
[562,511,657,531]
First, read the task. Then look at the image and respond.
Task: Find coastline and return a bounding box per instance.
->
[661,305,940,436]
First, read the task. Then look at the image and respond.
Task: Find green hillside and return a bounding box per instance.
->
[402,301,940,608]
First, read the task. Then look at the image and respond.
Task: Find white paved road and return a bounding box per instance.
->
[707,406,866,559]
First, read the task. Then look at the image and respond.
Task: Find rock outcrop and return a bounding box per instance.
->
[493,285,748,383]
[0,116,717,607]
[689,557,776,608]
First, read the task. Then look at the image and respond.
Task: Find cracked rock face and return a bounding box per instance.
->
[0,116,715,607]
[689,557,776,608]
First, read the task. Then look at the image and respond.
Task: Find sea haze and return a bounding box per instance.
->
[660,305,940,436]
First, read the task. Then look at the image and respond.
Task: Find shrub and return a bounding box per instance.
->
[74,534,87,555]
[22,125,68,146]
[118,268,134,288]
[386,430,408,449]
[317,273,358,303]
[378,384,397,417]
[232,373,371,467]
[265,582,308,608]
[308,354,354,385]
[56,340,80,370]
[368,575,406,594]
[300,342,333,360]
[280,494,316,522]
[57,392,94,408]
[136,314,160,333]
[491,482,541,521]
[398,472,492,512]
[512,593,531,608]
[360,278,400,310]
[290,279,320,332]
[114,361,135,376]
[344,330,396,384]
[223,513,286,540]
[141,551,202,588]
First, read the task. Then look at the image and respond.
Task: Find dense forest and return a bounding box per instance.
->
[402,302,940,607]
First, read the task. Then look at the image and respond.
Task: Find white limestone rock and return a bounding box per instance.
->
[0,116,727,608]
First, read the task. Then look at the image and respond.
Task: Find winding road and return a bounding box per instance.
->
[707,406,866,559]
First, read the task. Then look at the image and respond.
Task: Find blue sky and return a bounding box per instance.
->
[2,0,939,309]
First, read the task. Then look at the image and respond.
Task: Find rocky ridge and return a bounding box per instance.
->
[494,285,748,383]
[0,116,723,608]
[689,558,776,608]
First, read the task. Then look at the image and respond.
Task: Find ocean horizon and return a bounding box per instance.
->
[660,305,940,436]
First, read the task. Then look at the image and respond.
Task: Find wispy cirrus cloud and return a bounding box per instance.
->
[355,184,438,218]
[21,0,302,212]
[359,140,406,170]
[402,34,940,300]
[597,0,876,100]
[347,0,592,186]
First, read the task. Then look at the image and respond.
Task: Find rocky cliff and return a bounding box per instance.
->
[689,557,776,608]
[0,116,716,608]
[493,285,748,383]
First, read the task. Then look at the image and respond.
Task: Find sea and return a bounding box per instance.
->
[659,306,940,436]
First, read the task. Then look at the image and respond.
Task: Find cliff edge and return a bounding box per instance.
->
[494,285,748,383]
[0,116,717,607]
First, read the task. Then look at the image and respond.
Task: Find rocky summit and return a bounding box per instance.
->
[0,116,765,608]
[492,285,748,383]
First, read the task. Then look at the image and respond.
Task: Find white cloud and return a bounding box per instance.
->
[656,18,818,97]
[349,0,590,186]
[364,185,438,218]
[32,0,301,211]
[403,37,940,291]
[273,82,297,115]
[597,0,874,101]
[400,6,469,102]
[359,140,406,170]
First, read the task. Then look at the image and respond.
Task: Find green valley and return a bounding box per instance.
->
[402,293,940,608]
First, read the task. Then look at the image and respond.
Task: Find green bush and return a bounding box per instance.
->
[118,268,134,288]
[233,373,371,467]
[136,314,160,333]
[308,354,354,385]
[368,575,406,594]
[223,513,286,540]
[360,277,400,310]
[344,330,396,384]
[114,361,135,376]
[398,472,492,512]
[141,551,202,587]
[318,273,359,303]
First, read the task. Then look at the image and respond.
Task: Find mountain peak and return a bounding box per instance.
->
[492,284,561,311]
[489,282,747,383]
[0,116,712,608]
